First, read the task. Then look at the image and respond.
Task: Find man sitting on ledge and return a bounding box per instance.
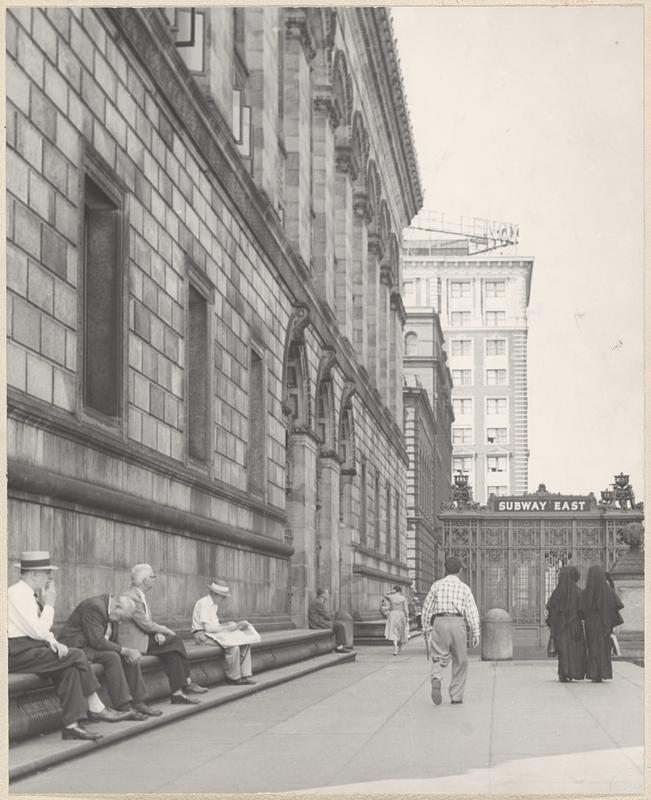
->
[8,551,130,741]
[117,564,207,705]
[59,593,160,720]
[192,581,256,686]
[308,588,353,653]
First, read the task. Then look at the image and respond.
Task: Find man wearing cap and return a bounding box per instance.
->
[308,588,353,653]
[8,551,129,740]
[59,593,160,720]
[191,582,256,685]
[420,555,481,706]
[118,564,207,705]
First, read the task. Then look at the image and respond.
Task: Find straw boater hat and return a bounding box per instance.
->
[14,551,58,571]
[208,582,230,596]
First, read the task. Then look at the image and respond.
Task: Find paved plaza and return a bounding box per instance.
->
[11,638,645,795]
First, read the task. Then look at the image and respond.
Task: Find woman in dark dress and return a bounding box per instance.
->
[546,566,586,682]
[582,565,624,682]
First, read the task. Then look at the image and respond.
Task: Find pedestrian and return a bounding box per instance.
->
[192,581,257,685]
[582,565,624,682]
[307,588,353,653]
[605,572,623,657]
[8,551,127,740]
[117,564,208,704]
[421,556,480,705]
[382,585,409,655]
[545,566,587,682]
[59,593,161,719]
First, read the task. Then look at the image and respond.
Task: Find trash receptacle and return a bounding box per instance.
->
[481,608,513,661]
[335,611,354,648]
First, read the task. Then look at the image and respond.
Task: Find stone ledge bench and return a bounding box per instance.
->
[9,628,336,743]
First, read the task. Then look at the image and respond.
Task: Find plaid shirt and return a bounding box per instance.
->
[421,574,480,640]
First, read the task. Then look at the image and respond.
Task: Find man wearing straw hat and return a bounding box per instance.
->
[191,581,256,685]
[8,551,129,740]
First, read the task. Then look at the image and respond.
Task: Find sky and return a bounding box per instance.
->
[392,6,644,497]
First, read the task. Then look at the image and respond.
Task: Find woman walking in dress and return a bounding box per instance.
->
[582,565,624,682]
[546,565,587,682]
[383,585,409,655]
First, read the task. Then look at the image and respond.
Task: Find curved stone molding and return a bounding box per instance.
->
[8,461,294,559]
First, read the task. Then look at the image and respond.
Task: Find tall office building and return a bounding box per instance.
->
[402,236,533,503]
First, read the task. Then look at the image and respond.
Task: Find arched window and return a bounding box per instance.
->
[405,332,418,355]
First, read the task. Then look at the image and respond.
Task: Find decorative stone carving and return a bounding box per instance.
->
[285,13,316,61]
[600,473,642,510]
[313,91,340,129]
[444,472,480,510]
[335,144,359,181]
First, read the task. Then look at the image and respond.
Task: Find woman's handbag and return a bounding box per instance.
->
[380,597,391,619]
[547,632,557,658]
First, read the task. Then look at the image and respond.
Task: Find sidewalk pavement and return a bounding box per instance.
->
[11,637,645,795]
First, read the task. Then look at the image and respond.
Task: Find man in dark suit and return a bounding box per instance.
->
[117,564,207,705]
[59,593,162,720]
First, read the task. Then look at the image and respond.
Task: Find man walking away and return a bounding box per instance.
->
[308,588,352,653]
[421,556,480,706]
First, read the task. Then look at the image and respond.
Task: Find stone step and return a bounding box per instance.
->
[9,628,336,743]
[9,648,355,783]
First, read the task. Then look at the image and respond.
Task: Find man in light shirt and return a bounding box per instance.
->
[117,564,207,704]
[192,581,256,685]
[421,555,481,706]
[8,551,127,740]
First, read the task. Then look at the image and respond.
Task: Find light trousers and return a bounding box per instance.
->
[224,644,252,680]
[429,617,468,702]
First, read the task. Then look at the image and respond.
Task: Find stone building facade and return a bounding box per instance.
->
[402,310,454,593]
[403,242,533,503]
[6,7,422,627]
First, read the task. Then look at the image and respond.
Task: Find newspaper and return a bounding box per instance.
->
[203,622,261,648]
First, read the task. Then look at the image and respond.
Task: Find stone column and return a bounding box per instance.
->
[286,430,319,625]
[352,193,370,368]
[610,535,644,660]
[315,450,343,599]
[379,266,392,408]
[312,95,337,309]
[366,235,382,389]
[334,150,354,342]
[389,291,406,426]
[283,13,315,264]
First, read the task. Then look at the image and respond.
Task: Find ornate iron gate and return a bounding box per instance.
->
[442,515,630,646]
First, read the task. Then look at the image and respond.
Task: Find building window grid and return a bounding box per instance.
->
[485,338,507,356]
[450,281,471,298]
[452,427,473,445]
[453,398,473,416]
[486,369,507,386]
[450,339,472,357]
[486,427,507,444]
[451,369,472,386]
[487,397,508,415]
[485,280,506,298]
[450,311,471,327]
[487,455,507,473]
[486,311,506,327]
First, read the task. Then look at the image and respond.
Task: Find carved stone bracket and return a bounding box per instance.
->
[288,303,311,345]
[353,191,372,224]
[313,91,341,129]
[380,264,394,289]
[335,144,359,181]
[319,447,344,465]
[340,379,357,411]
[317,347,337,384]
[367,232,384,261]
[390,291,406,326]
[285,14,316,61]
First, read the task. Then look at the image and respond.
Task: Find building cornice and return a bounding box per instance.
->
[106,9,408,466]
[353,8,422,224]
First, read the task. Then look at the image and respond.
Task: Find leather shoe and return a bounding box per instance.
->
[238,676,256,685]
[224,676,241,685]
[62,723,103,741]
[451,700,463,705]
[171,693,200,705]
[118,706,148,721]
[133,702,163,717]
[431,678,442,706]
[87,707,131,723]
[183,681,208,694]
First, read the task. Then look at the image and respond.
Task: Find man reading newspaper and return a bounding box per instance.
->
[191,582,258,685]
